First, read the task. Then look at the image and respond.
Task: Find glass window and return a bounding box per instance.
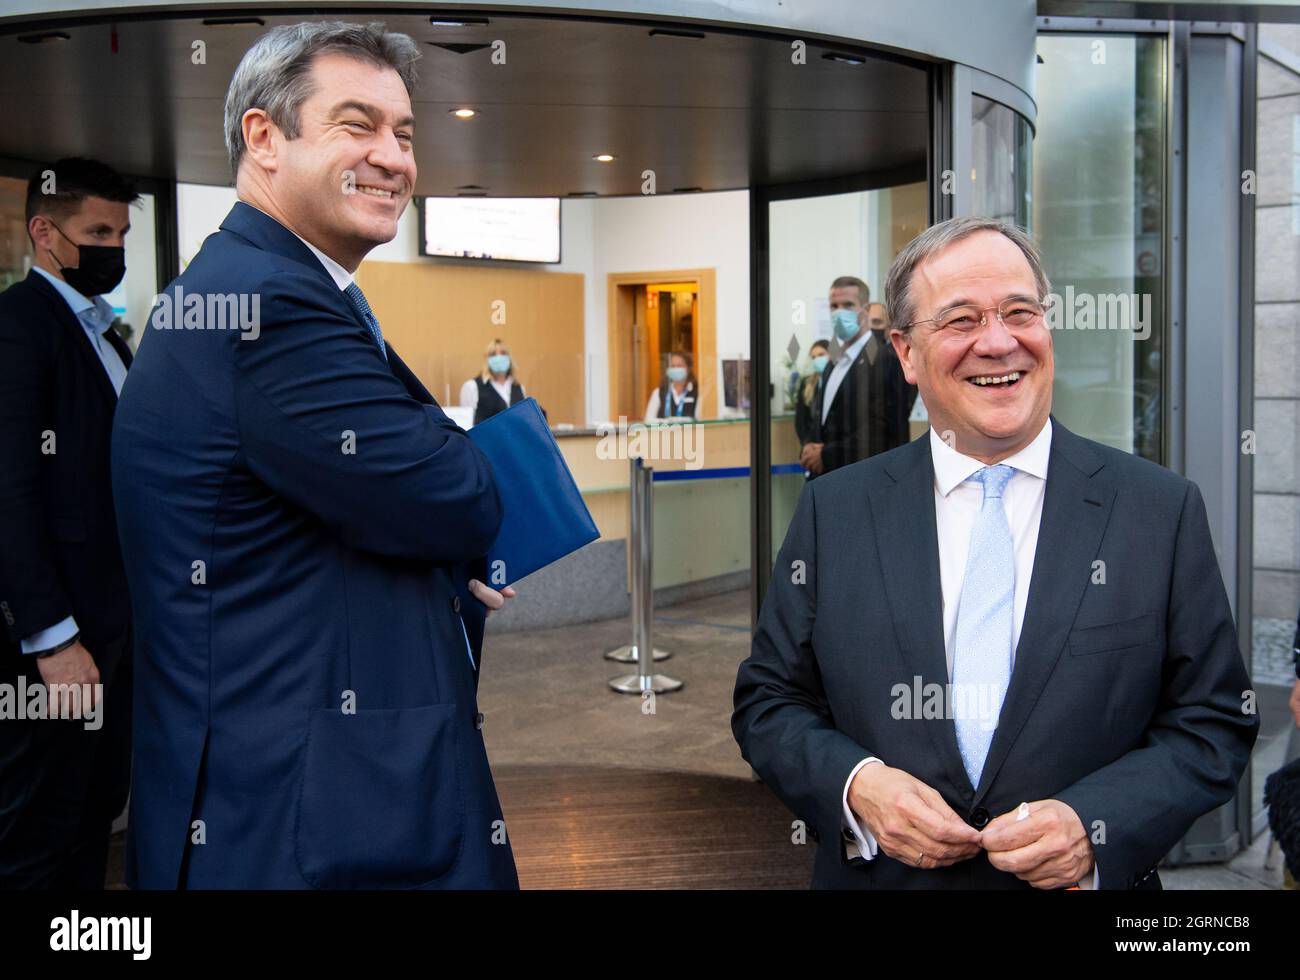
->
[0,175,29,290]
[971,95,1032,228]
[1250,27,1300,834]
[1033,33,1167,463]
[766,182,928,553]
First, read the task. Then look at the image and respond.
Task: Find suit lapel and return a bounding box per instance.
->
[973,419,1116,801]
[26,271,119,406]
[871,436,969,797]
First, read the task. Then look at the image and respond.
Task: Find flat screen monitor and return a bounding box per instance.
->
[418,197,561,264]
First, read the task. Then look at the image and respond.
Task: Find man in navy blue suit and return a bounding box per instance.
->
[112,21,518,888]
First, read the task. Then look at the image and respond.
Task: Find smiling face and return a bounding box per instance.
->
[240,52,416,270]
[889,229,1053,462]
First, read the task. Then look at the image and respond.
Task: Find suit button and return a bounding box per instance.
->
[474,712,484,730]
[970,807,990,829]
[452,596,461,613]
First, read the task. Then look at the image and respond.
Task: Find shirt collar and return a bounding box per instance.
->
[834,330,870,366]
[929,416,1053,497]
[32,265,115,334]
[240,202,354,291]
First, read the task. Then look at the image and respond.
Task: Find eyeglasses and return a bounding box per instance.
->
[909,296,1050,333]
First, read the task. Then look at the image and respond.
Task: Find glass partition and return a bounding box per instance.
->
[765,181,928,555]
[1033,32,1167,463]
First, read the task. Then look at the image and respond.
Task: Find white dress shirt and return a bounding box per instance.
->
[461,376,523,411]
[838,418,1097,887]
[644,381,694,419]
[820,330,869,425]
[21,267,128,655]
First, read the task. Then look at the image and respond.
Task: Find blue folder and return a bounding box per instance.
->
[467,397,600,586]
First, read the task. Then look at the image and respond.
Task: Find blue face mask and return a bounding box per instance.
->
[810,354,829,374]
[666,366,688,383]
[488,354,511,374]
[832,308,860,341]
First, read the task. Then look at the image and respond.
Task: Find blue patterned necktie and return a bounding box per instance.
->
[952,463,1016,788]
[343,281,388,361]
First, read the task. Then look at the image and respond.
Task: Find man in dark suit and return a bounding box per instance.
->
[0,158,139,888]
[734,216,1258,889]
[112,21,517,889]
[802,280,915,477]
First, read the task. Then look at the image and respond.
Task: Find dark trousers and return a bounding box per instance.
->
[0,627,132,889]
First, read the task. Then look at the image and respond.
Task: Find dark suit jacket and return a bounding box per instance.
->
[733,419,1258,889]
[809,331,915,473]
[112,202,518,889]
[0,270,133,657]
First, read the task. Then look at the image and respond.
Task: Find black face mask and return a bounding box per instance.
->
[48,222,126,297]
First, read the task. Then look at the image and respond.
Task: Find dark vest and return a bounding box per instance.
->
[656,380,697,419]
[474,376,524,425]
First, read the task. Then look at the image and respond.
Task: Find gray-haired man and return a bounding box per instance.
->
[735,216,1257,889]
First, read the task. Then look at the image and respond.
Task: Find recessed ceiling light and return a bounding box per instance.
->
[822,52,865,66]
[430,18,490,27]
[450,108,477,119]
[593,154,616,163]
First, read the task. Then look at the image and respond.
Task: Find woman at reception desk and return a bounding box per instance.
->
[460,338,526,424]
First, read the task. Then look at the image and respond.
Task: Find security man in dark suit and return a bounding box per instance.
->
[0,157,139,888]
[801,279,915,477]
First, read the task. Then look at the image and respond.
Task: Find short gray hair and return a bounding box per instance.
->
[885,216,1050,334]
[223,21,421,179]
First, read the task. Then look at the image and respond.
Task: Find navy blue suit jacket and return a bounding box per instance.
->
[733,420,1258,888]
[112,202,518,889]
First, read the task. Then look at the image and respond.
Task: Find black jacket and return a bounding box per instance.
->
[0,270,133,657]
[809,330,915,473]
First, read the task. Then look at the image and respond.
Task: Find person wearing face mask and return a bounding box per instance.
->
[794,339,830,448]
[644,351,698,420]
[0,157,139,889]
[800,278,915,478]
[460,339,526,425]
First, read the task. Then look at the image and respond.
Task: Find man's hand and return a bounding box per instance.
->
[35,640,100,717]
[982,799,1094,889]
[468,579,516,615]
[847,762,983,869]
[800,442,825,475]
[1288,678,1299,728]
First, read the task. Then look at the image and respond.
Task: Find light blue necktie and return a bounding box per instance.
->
[952,463,1016,788]
[343,281,388,361]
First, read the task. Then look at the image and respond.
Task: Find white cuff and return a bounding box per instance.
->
[841,757,884,860]
[1074,862,1100,890]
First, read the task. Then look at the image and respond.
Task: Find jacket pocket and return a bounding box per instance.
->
[1068,612,1162,657]
[295,703,465,888]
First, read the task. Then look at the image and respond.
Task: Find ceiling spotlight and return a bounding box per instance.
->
[822,51,865,66]
[593,154,616,163]
[450,108,477,119]
[429,18,490,27]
